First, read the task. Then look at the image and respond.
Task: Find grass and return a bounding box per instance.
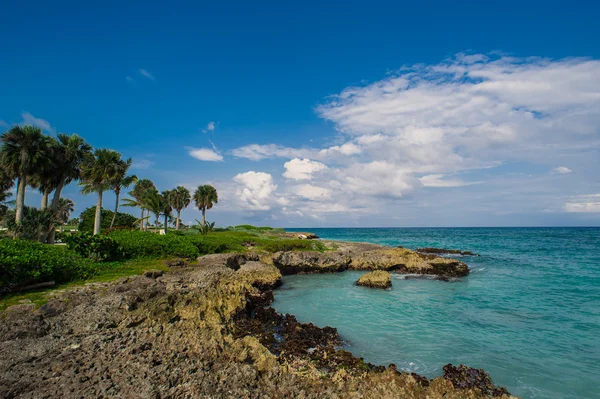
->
[0,258,169,312]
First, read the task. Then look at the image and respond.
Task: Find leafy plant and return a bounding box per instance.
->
[78,206,137,233]
[5,206,54,240]
[0,238,95,291]
[193,219,215,235]
[64,232,125,262]
[107,230,199,259]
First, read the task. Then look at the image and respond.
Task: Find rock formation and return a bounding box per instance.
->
[356,270,392,289]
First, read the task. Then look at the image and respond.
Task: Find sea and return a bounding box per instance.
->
[273,227,600,399]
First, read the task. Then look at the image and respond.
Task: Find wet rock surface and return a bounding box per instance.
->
[416,247,480,256]
[443,364,511,397]
[356,270,392,289]
[0,255,513,398]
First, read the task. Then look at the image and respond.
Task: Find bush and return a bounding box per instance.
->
[260,239,327,252]
[5,206,53,240]
[228,225,285,234]
[64,232,125,262]
[78,207,137,233]
[107,230,199,259]
[0,238,95,291]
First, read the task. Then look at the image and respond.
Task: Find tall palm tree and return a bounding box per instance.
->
[47,133,92,243]
[168,186,191,230]
[79,149,122,235]
[193,185,218,225]
[28,136,59,211]
[0,126,52,225]
[125,179,156,230]
[109,158,137,228]
[142,188,172,234]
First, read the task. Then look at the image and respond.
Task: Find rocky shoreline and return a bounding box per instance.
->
[0,241,515,398]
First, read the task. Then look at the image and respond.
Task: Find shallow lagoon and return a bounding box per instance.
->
[274,228,600,399]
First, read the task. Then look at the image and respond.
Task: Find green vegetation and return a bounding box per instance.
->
[78,206,137,233]
[64,232,125,262]
[0,239,94,290]
[229,224,286,234]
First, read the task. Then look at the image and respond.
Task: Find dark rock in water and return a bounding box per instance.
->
[416,247,480,256]
[443,364,510,397]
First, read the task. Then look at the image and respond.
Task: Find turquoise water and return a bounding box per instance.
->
[274,228,600,399]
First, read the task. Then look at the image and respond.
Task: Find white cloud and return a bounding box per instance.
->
[188,148,224,162]
[139,69,155,80]
[419,174,480,188]
[131,159,154,169]
[202,121,216,133]
[233,171,278,210]
[283,158,327,180]
[293,184,331,200]
[20,112,54,133]
[554,166,572,174]
[564,194,600,213]
[226,54,600,224]
[231,144,312,161]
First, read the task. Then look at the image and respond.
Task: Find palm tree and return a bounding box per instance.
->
[28,136,59,211]
[0,166,14,221]
[126,179,156,230]
[47,134,92,243]
[55,198,75,225]
[193,185,218,225]
[168,186,191,230]
[143,189,172,234]
[79,149,122,235]
[0,126,52,225]
[109,158,137,228]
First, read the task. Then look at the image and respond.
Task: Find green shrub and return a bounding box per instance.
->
[64,232,125,262]
[107,230,199,259]
[228,225,285,234]
[78,207,137,233]
[0,239,95,291]
[5,206,53,240]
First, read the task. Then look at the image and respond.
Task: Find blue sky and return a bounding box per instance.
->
[1,0,600,227]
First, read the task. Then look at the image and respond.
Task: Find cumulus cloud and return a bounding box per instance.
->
[554,166,572,174]
[188,148,224,162]
[283,158,327,180]
[21,112,54,133]
[233,171,278,210]
[138,69,155,80]
[564,194,600,213]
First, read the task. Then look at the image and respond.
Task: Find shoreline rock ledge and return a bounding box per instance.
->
[356,270,392,289]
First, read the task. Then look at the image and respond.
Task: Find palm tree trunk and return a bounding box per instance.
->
[94,191,103,235]
[41,190,49,210]
[164,214,168,234]
[202,208,206,226]
[139,208,144,230]
[15,176,26,225]
[176,210,181,230]
[50,181,64,211]
[110,191,120,228]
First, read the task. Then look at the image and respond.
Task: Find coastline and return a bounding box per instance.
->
[0,239,516,398]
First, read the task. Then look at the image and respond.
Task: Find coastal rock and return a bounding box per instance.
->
[356,270,392,289]
[0,252,512,399]
[416,247,480,256]
[266,251,350,274]
[443,364,510,397]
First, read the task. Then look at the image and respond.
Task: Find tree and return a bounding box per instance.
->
[79,149,122,235]
[109,158,137,228]
[193,185,218,225]
[0,166,14,221]
[168,186,191,230]
[55,198,75,225]
[125,179,156,230]
[143,189,172,234]
[28,136,59,211]
[77,206,137,233]
[47,133,92,243]
[0,126,52,226]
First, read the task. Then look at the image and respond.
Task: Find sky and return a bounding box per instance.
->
[1,0,600,227]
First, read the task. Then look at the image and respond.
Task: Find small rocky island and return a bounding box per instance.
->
[357,270,393,289]
[0,239,515,398]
